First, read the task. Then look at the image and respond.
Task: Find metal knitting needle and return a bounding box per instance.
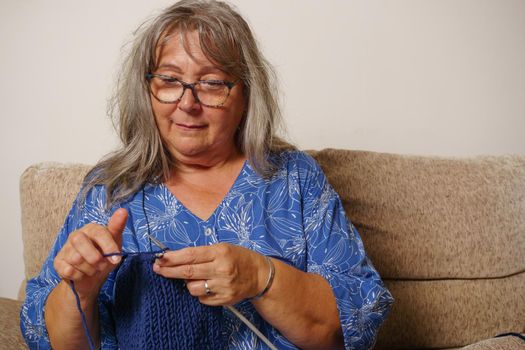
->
[225,305,277,350]
[146,233,169,258]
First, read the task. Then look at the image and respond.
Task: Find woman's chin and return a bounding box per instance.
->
[170,144,210,160]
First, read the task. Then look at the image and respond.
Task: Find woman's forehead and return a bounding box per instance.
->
[156,31,219,70]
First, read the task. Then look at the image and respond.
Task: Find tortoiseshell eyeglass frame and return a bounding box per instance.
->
[145,73,239,108]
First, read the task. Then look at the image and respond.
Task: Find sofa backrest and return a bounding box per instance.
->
[19,150,525,349]
[19,162,90,295]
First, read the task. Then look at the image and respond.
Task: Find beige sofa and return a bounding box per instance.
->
[1,149,524,349]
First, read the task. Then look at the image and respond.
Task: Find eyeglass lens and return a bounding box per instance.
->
[149,77,230,106]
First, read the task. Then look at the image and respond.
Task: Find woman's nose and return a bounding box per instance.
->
[178,87,201,113]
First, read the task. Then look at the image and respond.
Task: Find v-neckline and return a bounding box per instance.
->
[160,160,248,223]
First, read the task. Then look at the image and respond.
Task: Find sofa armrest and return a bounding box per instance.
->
[0,297,26,348]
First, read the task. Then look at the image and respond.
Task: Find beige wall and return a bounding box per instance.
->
[1,0,524,299]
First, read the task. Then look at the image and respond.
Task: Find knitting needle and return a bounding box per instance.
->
[146,233,169,258]
[225,305,277,350]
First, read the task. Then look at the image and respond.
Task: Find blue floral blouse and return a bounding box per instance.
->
[21,151,394,349]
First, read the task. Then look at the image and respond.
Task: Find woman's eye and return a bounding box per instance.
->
[200,81,225,89]
[160,77,180,85]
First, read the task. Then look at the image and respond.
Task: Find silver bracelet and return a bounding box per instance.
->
[251,256,275,300]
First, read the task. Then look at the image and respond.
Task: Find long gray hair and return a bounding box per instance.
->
[83,0,294,206]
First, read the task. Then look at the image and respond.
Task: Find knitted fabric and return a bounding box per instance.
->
[111,252,226,349]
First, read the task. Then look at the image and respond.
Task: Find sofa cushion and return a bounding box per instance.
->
[374,274,525,349]
[460,334,525,349]
[0,297,26,348]
[20,162,90,292]
[311,149,525,280]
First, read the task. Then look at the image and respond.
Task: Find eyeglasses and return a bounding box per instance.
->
[145,73,238,108]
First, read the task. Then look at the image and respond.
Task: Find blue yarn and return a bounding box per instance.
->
[69,250,226,349]
[69,280,96,350]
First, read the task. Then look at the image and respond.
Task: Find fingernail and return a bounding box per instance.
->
[153,263,159,272]
[110,255,121,264]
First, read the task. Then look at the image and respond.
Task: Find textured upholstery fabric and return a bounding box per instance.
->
[0,298,26,348]
[19,162,89,299]
[310,149,525,279]
[375,276,525,349]
[12,150,525,349]
[460,335,525,350]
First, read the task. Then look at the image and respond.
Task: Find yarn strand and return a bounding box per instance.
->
[67,250,166,350]
[68,280,96,350]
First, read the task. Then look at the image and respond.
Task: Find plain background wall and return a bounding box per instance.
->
[1,0,524,299]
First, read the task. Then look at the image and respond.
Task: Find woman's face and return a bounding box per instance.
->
[150,31,245,165]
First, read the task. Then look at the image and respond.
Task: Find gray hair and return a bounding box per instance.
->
[83,0,294,206]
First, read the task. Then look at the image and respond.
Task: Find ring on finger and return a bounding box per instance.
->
[204,280,212,295]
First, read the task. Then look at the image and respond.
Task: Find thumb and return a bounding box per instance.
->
[107,208,128,247]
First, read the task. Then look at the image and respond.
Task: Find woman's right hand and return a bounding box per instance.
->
[53,208,128,300]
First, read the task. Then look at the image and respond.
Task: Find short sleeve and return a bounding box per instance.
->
[20,185,118,349]
[300,154,394,350]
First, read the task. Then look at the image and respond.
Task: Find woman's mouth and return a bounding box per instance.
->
[174,123,207,130]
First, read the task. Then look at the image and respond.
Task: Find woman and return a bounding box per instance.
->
[21,0,394,349]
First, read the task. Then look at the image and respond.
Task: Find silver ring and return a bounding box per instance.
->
[204,280,212,295]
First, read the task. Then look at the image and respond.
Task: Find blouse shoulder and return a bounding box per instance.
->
[70,183,116,227]
[267,150,329,198]
[272,150,322,174]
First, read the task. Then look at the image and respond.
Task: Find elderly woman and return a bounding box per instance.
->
[21,0,393,349]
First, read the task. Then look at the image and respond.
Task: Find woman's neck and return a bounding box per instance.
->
[167,147,245,182]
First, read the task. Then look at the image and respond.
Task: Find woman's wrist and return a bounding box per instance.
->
[58,279,99,310]
[250,256,275,301]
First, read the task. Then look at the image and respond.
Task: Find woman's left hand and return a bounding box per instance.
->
[153,243,268,306]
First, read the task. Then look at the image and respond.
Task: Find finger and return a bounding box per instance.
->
[70,230,110,271]
[198,294,230,307]
[87,229,122,264]
[183,280,237,306]
[185,280,209,297]
[54,258,88,281]
[153,261,215,280]
[64,246,99,277]
[107,208,128,246]
[156,246,216,267]
[54,259,99,281]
